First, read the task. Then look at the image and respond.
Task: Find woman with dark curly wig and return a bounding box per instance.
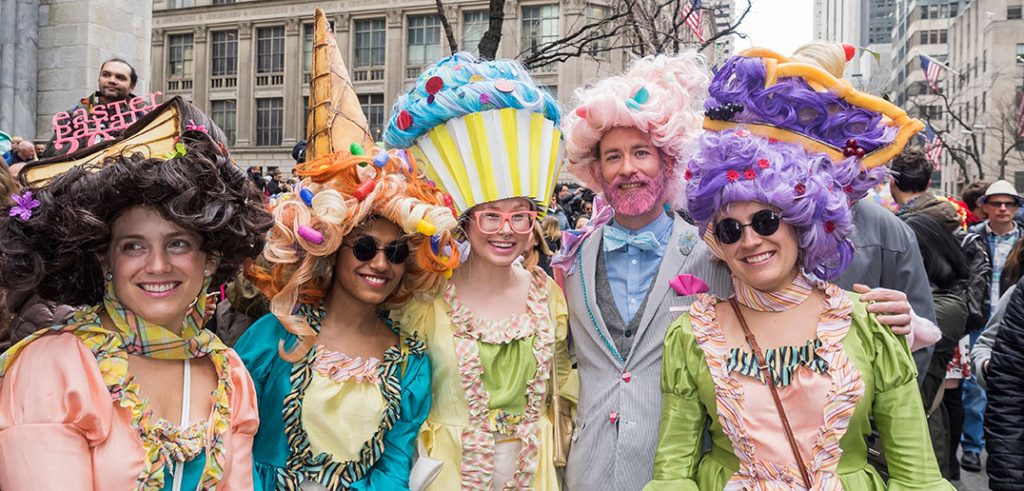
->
[0,130,273,490]
[646,43,950,490]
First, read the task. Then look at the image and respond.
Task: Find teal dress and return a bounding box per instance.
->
[235,308,431,490]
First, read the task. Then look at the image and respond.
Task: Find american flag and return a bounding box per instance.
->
[682,0,705,44]
[919,55,942,92]
[923,125,944,170]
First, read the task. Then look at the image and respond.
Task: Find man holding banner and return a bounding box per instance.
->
[41,59,161,158]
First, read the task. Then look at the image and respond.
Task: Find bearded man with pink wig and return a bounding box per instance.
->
[552,52,733,491]
[553,48,936,491]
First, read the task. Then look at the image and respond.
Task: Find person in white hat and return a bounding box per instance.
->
[959,178,1024,472]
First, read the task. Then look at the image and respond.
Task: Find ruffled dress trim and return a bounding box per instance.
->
[277,305,425,490]
[313,346,382,385]
[689,280,865,490]
[25,307,235,490]
[726,339,829,387]
[445,267,555,490]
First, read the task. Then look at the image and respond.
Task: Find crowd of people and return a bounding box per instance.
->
[1,18,1023,490]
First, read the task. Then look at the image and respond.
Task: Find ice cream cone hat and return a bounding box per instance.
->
[305,7,375,161]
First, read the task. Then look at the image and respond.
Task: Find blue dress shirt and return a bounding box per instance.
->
[602,212,674,323]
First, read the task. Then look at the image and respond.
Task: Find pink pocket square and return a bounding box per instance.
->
[669,274,709,296]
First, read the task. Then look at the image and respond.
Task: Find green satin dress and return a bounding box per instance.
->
[646,287,953,490]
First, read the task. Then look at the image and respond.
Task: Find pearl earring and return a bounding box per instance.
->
[203,268,210,277]
[105,271,113,281]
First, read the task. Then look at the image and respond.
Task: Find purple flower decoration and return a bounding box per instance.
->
[550,195,615,275]
[9,191,40,221]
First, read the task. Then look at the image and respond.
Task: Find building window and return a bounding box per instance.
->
[168,0,194,8]
[211,30,237,77]
[213,0,235,4]
[355,19,387,67]
[303,96,309,136]
[919,29,947,45]
[586,5,610,59]
[462,11,489,56]
[407,15,441,75]
[257,26,285,73]
[256,98,284,146]
[303,24,314,74]
[211,100,237,146]
[168,33,194,79]
[1010,5,1023,19]
[521,4,560,68]
[359,93,385,140]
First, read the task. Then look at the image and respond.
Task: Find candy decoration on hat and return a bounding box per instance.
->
[299,188,315,206]
[297,225,324,245]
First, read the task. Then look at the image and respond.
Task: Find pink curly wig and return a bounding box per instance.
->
[563,52,709,208]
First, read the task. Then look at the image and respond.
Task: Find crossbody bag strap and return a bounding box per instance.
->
[727,298,813,489]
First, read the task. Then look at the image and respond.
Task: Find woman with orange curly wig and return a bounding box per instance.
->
[233,144,460,491]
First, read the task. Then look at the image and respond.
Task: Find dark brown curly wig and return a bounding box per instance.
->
[0,131,273,307]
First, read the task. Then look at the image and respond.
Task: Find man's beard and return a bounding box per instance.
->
[601,168,667,217]
[100,87,130,101]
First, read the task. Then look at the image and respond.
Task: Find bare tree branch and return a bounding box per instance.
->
[477,0,506,60]
[434,0,459,54]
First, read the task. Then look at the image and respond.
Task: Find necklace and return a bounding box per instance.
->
[732,272,814,312]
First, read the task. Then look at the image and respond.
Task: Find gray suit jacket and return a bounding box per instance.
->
[564,214,731,491]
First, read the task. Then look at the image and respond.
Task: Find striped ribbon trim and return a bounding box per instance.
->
[732,272,814,312]
[446,267,555,490]
[276,305,425,490]
[726,339,828,387]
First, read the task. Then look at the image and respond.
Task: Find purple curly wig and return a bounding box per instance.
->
[686,129,885,280]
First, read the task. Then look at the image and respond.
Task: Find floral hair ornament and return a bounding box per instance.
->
[9,191,40,221]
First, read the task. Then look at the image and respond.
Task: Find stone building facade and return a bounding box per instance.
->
[151,0,640,173]
[0,0,153,142]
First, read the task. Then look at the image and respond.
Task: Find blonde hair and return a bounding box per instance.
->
[247,148,460,361]
[541,215,561,242]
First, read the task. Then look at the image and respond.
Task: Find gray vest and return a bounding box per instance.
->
[594,247,655,358]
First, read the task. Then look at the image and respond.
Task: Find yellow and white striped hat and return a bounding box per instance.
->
[384,53,563,216]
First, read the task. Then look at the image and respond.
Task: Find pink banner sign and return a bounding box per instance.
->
[51,92,163,154]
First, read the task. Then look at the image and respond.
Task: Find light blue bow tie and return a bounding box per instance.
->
[603,225,661,252]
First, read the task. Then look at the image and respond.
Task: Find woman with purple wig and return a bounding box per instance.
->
[645,43,952,490]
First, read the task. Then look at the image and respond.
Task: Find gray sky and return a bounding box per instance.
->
[733,0,815,56]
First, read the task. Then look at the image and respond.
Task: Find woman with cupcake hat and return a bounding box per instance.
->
[384,52,572,490]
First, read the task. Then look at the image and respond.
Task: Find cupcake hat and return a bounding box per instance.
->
[383,52,563,215]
